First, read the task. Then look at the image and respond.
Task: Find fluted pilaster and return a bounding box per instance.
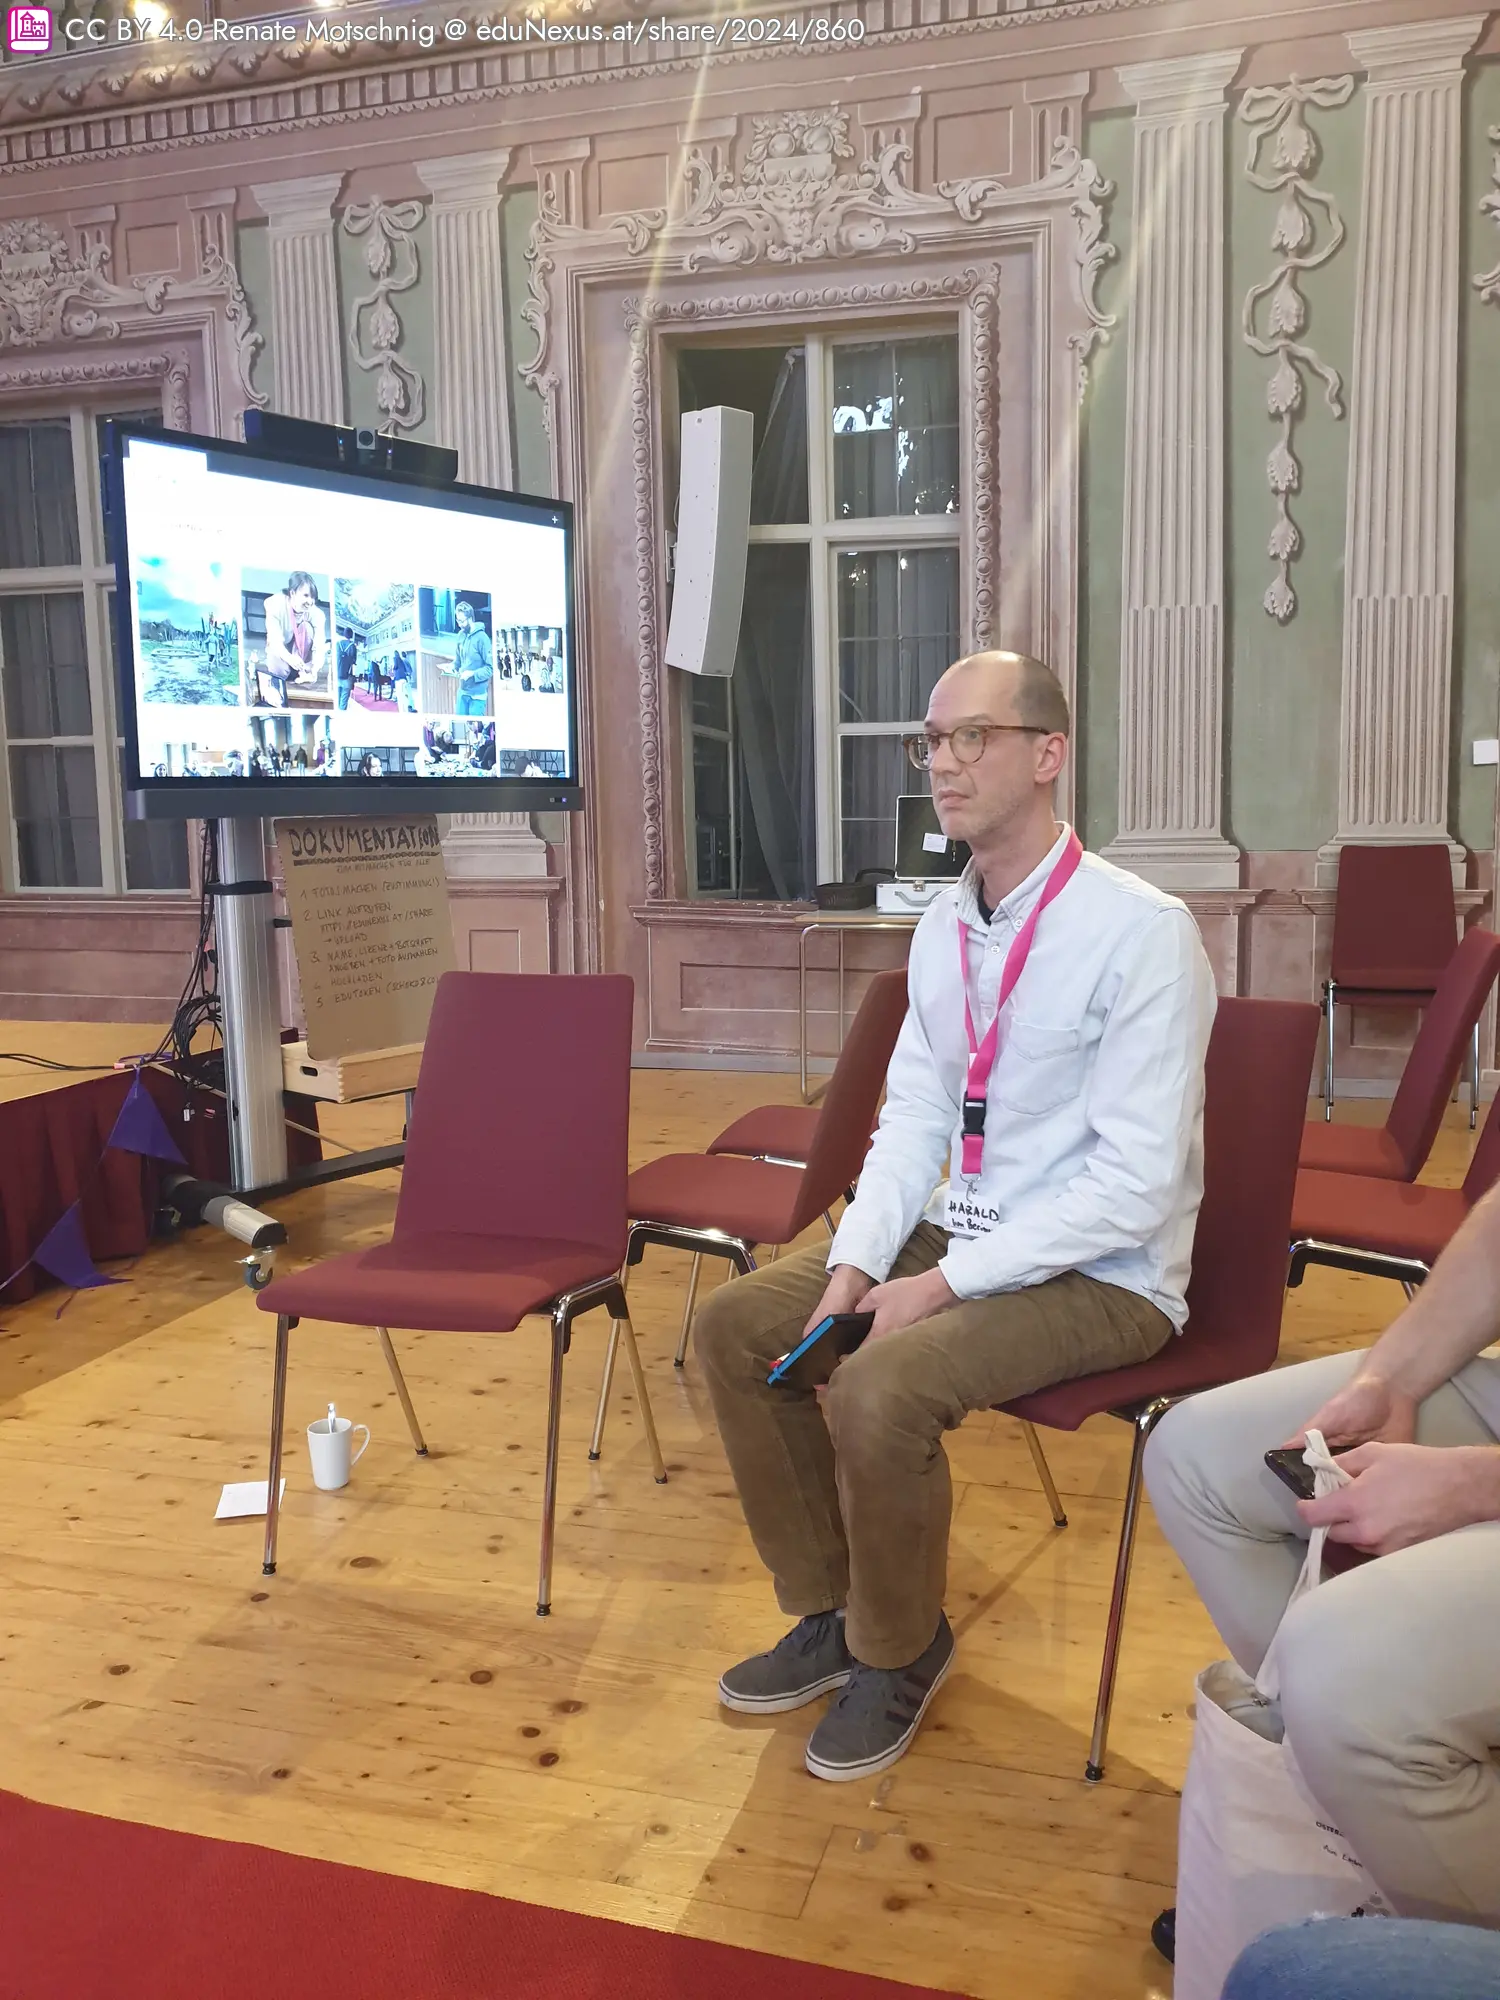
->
[249,173,346,425]
[1103,51,1243,890]
[414,152,545,883]
[1323,16,1483,877]
[414,150,514,490]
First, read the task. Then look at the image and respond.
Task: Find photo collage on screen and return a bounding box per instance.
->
[122,437,572,791]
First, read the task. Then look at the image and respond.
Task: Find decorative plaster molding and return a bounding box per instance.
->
[1325,13,1482,869]
[0,216,263,408]
[342,197,425,436]
[624,304,665,899]
[415,147,515,489]
[1239,74,1354,623]
[1347,15,1488,83]
[1105,49,1243,890]
[0,0,1156,174]
[0,348,183,397]
[623,267,1002,898]
[0,215,157,347]
[251,172,345,424]
[1117,48,1244,116]
[673,107,940,268]
[522,120,1113,407]
[1475,130,1500,305]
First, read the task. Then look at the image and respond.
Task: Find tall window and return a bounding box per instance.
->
[677,331,960,900]
[0,407,189,892]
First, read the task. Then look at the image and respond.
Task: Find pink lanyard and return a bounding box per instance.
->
[956,831,1083,1178]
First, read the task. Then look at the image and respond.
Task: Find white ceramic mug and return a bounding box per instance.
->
[306,1413,370,1491]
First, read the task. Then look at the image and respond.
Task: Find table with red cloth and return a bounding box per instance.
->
[0,1061,321,1305]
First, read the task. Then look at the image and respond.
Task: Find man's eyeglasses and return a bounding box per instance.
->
[904,723,1047,770]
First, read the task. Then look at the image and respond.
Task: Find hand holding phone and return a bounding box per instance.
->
[1264,1443,1352,1502]
[768,1312,875,1392]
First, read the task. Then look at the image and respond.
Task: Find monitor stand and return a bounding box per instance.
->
[210,816,406,1199]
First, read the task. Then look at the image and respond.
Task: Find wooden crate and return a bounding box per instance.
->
[281,1040,423,1103]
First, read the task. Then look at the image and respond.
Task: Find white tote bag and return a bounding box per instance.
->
[1172,1432,1391,2000]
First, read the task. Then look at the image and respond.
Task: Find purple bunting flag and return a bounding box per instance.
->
[106,1070,186,1167]
[31,1202,120,1294]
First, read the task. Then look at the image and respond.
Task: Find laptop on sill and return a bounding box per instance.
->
[875,795,971,913]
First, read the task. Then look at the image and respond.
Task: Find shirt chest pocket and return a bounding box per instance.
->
[992,1020,1082,1117]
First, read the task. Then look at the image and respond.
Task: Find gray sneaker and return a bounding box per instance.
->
[718,1611,853,1714]
[803,1613,954,1782]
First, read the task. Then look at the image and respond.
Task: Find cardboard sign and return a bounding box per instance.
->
[275,815,455,1059]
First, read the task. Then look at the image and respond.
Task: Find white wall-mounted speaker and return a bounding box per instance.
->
[664,405,753,678]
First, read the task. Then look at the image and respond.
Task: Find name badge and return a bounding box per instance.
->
[945,1186,1002,1240]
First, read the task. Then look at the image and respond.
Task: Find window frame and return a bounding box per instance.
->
[675,321,964,899]
[0,399,179,895]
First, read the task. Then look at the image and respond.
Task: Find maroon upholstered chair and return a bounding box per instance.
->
[1300,927,1500,1179]
[254,971,663,1616]
[1324,843,1466,1123]
[999,997,1320,1782]
[1289,1087,1500,1296]
[588,968,909,1453]
[707,1103,822,1167]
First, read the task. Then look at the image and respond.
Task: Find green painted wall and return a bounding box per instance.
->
[1456,60,1500,857]
[504,188,553,499]
[1077,110,1134,851]
[1225,89,1363,854]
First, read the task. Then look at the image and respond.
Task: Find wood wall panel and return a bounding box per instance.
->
[0,897,202,1022]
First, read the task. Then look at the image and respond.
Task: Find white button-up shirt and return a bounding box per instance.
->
[827,824,1218,1328]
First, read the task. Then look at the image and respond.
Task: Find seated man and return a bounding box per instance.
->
[1145,1182,1500,1926]
[696,649,1216,1783]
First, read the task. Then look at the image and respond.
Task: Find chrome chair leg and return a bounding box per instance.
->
[589,1316,621,1461]
[619,1308,668,1485]
[262,1313,293,1576]
[537,1306,568,1617]
[1086,1397,1171,1782]
[1020,1421,1068,1529]
[822,1210,837,1238]
[1472,1021,1481,1131]
[376,1324,428,1455]
[673,1253,703,1368]
[1324,978,1337,1121]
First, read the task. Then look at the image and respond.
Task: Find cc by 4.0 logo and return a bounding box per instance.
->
[6,5,52,51]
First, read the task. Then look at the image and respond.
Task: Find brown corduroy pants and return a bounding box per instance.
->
[695,1222,1172,1668]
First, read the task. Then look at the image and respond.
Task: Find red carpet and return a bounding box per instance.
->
[350,688,398,711]
[0,1790,963,2000]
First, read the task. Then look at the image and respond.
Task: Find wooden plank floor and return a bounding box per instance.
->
[0,1027,1477,1998]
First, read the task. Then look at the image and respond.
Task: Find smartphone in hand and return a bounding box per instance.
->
[1264,1444,1351,1502]
[768,1312,875,1392]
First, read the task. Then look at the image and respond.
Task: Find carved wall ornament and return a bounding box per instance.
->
[0,214,265,411]
[1239,73,1355,623]
[0,216,131,346]
[942,136,1116,397]
[0,0,1149,165]
[1474,130,1500,304]
[522,121,1115,408]
[673,106,941,267]
[342,196,425,435]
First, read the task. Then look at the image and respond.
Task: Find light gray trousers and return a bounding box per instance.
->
[1145,1351,1500,1927]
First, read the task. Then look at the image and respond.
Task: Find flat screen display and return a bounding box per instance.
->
[110,424,580,818]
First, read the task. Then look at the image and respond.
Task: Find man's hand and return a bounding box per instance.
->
[802,1264,875,1339]
[1299,1442,1500,1555]
[1283,1369,1418,1452]
[862,1266,959,1343]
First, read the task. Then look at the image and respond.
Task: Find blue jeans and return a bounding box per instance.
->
[456,686,487,715]
[1225,1919,1500,2000]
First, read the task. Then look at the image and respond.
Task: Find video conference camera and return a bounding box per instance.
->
[243,409,460,486]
